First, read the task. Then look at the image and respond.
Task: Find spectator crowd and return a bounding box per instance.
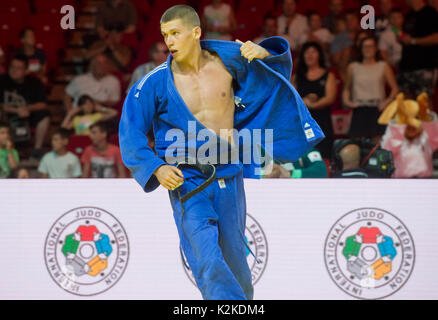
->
[0,0,437,180]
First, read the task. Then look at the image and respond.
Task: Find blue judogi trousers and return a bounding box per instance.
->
[169,168,253,300]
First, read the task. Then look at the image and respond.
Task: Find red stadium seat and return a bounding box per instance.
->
[0,13,25,50]
[0,0,30,17]
[33,0,77,14]
[67,135,92,158]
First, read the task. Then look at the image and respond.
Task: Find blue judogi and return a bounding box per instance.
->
[119,36,324,299]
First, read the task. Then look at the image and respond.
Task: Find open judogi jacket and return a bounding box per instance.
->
[119,36,324,192]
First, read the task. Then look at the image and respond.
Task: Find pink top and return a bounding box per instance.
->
[381,113,438,178]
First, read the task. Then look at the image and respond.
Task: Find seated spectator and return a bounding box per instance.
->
[333,143,369,178]
[378,9,403,68]
[86,29,132,72]
[277,0,308,51]
[376,0,394,37]
[127,42,168,92]
[64,54,121,111]
[15,28,48,85]
[16,167,30,178]
[297,11,333,53]
[294,42,336,159]
[96,0,137,40]
[0,55,50,159]
[0,122,19,178]
[61,95,118,136]
[253,15,278,44]
[81,121,126,178]
[38,128,82,178]
[343,36,398,142]
[323,0,343,33]
[262,148,328,178]
[330,17,352,79]
[202,0,237,40]
[397,0,438,99]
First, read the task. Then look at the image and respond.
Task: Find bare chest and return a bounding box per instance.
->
[173,61,234,116]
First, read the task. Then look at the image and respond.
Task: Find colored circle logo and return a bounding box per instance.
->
[44,207,130,296]
[181,213,268,286]
[324,208,415,299]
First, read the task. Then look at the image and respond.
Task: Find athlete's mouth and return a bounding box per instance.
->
[170,49,178,56]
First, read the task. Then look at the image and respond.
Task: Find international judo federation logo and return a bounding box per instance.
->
[44,207,130,296]
[181,213,268,286]
[324,208,415,299]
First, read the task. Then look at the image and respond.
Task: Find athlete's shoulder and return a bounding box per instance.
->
[135,62,168,92]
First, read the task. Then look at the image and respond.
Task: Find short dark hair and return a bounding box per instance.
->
[19,27,34,40]
[11,54,29,68]
[0,121,10,130]
[52,128,71,140]
[390,8,403,15]
[306,10,320,19]
[160,5,200,28]
[89,121,108,135]
[297,41,326,78]
[77,95,94,107]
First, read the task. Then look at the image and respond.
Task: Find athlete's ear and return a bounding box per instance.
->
[193,26,201,40]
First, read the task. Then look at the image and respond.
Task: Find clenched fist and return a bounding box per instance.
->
[235,39,272,62]
[154,165,184,190]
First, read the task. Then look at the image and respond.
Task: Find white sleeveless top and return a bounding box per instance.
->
[351,61,386,107]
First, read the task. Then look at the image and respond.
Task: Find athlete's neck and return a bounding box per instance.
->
[172,44,205,74]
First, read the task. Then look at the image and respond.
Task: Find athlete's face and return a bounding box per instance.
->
[161,19,201,63]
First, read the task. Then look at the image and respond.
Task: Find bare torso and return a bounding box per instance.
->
[172,50,235,145]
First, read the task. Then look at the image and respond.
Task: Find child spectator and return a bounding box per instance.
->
[38,128,82,178]
[81,121,126,178]
[61,95,118,136]
[0,122,19,178]
[15,28,48,85]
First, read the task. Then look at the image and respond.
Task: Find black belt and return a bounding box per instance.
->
[174,161,216,216]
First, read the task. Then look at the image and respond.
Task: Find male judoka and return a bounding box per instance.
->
[119,5,324,300]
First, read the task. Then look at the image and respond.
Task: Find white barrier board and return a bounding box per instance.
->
[0,178,436,300]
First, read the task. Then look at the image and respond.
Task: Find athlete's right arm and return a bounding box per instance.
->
[119,75,168,192]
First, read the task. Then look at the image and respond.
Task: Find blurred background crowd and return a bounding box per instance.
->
[0,0,437,179]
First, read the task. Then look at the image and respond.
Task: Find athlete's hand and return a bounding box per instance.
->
[154,165,184,190]
[235,39,272,62]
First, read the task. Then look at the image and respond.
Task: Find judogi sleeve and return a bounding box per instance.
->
[258,37,292,80]
[119,78,166,193]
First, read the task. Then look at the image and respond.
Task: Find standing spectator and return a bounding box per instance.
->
[86,30,132,72]
[15,28,48,85]
[0,122,19,178]
[378,9,404,67]
[127,42,168,91]
[96,0,137,40]
[64,54,121,111]
[323,0,344,33]
[330,17,353,80]
[61,95,118,136]
[253,15,278,44]
[294,42,336,159]
[343,37,399,142]
[297,11,333,54]
[38,128,82,178]
[202,0,237,40]
[397,0,438,99]
[277,0,308,51]
[0,55,50,159]
[376,0,394,37]
[81,121,126,178]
